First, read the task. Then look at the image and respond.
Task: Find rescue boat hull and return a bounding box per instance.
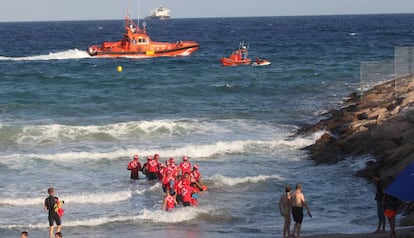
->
[219,57,252,67]
[88,43,200,58]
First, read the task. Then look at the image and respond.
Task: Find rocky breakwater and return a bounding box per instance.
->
[298,76,414,225]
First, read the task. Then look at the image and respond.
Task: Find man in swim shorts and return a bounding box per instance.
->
[44,187,61,238]
[291,183,311,238]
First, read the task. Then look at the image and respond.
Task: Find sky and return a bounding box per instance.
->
[1,0,414,22]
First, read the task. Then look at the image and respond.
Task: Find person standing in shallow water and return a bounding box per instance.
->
[291,183,311,238]
[279,185,292,238]
[44,187,61,238]
[373,172,386,233]
[127,154,141,179]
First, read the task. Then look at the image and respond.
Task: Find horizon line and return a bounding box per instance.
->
[1,12,413,24]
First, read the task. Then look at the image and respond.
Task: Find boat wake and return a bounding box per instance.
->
[0,49,91,61]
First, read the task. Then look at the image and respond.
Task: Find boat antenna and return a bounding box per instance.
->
[137,0,141,28]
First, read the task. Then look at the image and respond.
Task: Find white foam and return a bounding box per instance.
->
[0,207,206,229]
[137,207,204,223]
[8,138,312,163]
[1,118,297,150]
[209,174,284,187]
[5,119,220,146]
[0,49,91,61]
[0,119,318,163]
[0,191,131,206]
[1,130,320,164]
[147,182,162,192]
[345,155,377,172]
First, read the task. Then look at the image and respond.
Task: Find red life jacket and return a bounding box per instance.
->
[191,170,201,183]
[127,160,140,170]
[175,180,184,195]
[180,161,191,175]
[147,160,158,173]
[166,195,175,210]
[54,198,65,218]
[181,184,193,203]
[163,175,175,186]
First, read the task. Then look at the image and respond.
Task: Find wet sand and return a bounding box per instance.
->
[304,227,414,238]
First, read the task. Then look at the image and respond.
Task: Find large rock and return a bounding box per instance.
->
[405,109,414,123]
[369,116,412,140]
[298,77,414,226]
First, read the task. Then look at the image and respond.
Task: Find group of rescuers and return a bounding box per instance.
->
[127,154,206,211]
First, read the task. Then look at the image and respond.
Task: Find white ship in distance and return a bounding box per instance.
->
[145,6,171,20]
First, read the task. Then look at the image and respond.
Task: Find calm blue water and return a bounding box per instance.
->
[0,14,413,238]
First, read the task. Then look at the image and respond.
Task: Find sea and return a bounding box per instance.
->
[0,14,413,238]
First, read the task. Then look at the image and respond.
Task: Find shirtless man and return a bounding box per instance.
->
[291,183,311,238]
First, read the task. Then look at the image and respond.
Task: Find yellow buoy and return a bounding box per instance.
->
[117,66,123,72]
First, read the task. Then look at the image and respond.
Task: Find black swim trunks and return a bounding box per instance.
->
[48,212,61,226]
[292,206,304,224]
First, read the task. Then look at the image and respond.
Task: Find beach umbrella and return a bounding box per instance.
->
[385,162,414,202]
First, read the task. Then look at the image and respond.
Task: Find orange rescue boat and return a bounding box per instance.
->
[219,43,251,66]
[88,15,199,58]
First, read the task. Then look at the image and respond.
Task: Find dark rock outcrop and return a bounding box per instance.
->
[299,76,414,180]
[299,77,414,226]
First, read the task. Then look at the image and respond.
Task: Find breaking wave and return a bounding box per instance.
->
[0,207,207,229]
[0,191,131,206]
[0,119,209,145]
[208,174,284,187]
[3,136,315,163]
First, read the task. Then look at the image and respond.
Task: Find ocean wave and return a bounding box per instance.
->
[4,136,315,163]
[134,182,162,195]
[0,119,204,145]
[0,119,304,151]
[0,49,91,61]
[208,174,284,187]
[0,191,131,206]
[0,207,206,229]
[0,119,233,146]
[138,207,205,223]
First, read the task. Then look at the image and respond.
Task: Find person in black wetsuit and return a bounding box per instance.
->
[44,187,61,238]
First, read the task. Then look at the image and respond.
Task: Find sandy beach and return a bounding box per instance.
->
[304,227,414,238]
